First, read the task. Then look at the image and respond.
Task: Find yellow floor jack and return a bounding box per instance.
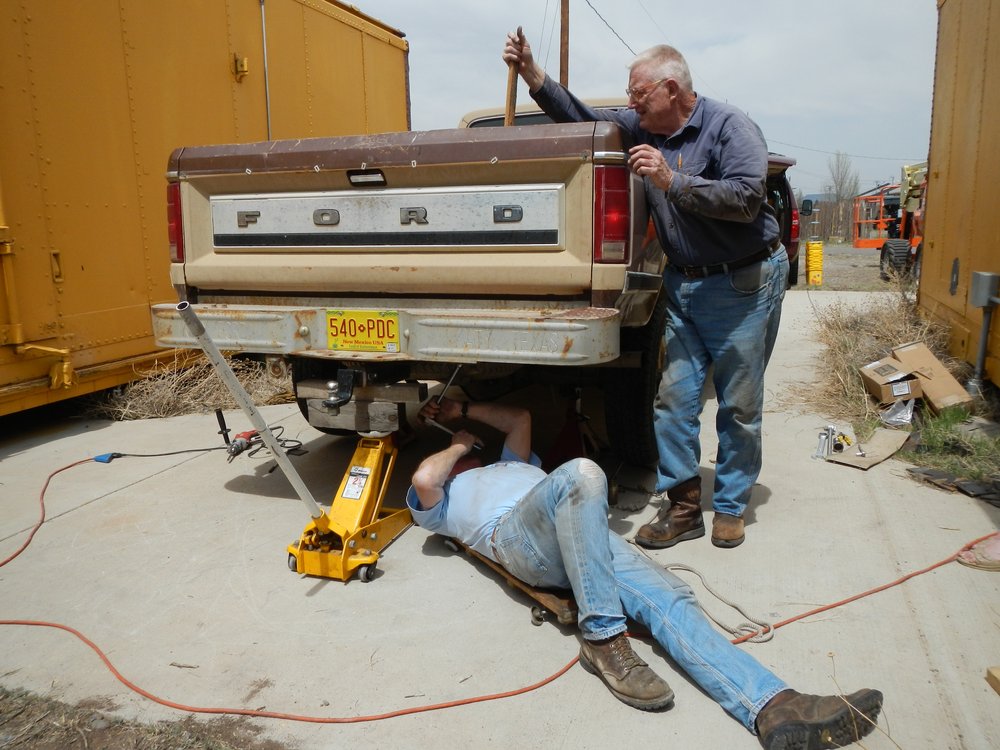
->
[175,302,412,584]
[286,432,411,582]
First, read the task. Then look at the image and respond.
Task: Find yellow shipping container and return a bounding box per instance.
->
[919,0,1000,384]
[0,0,409,415]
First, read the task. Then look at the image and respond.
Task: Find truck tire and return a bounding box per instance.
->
[880,239,911,281]
[787,255,799,288]
[602,291,667,467]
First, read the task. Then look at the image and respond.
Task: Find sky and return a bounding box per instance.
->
[358,0,939,198]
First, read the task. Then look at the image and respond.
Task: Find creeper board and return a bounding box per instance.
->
[445,537,578,626]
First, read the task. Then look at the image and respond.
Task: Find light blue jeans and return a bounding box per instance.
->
[654,249,789,517]
[491,458,788,731]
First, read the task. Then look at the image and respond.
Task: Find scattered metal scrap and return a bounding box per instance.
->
[906,467,1000,508]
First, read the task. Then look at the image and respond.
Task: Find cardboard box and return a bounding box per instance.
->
[892,341,973,414]
[859,356,923,404]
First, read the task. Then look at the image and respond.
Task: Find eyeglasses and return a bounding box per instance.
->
[625,78,668,102]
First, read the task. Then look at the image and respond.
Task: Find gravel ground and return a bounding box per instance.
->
[791,241,888,293]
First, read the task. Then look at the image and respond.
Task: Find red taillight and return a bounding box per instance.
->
[167,181,184,263]
[790,207,800,242]
[593,165,630,263]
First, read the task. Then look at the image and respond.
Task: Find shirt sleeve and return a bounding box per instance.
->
[406,483,450,531]
[667,119,768,223]
[530,75,640,141]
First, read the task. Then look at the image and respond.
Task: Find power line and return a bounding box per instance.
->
[583,2,919,166]
[584,0,636,55]
[768,138,922,163]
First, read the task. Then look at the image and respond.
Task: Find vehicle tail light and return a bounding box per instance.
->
[790,207,800,243]
[593,165,630,263]
[167,181,184,263]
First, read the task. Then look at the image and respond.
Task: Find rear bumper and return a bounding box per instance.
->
[151,303,621,366]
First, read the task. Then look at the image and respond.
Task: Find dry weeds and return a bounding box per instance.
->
[0,687,289,750]
[804,287,958,427]
[85,354,294,421]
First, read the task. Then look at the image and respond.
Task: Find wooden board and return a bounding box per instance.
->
[987,666,1000,696]
[448,538,578,626]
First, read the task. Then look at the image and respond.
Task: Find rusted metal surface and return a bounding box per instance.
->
[169,122,621,176]
[151,302,620,366]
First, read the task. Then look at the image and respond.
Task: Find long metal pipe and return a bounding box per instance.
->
[968,302,998,397]
[175,301,322,518]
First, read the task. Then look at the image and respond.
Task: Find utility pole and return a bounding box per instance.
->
[560,0,569,87]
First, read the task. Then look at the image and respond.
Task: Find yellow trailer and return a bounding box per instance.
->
[919,0,1000,385]
[0,0,409,416]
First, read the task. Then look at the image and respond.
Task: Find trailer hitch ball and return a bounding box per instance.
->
[322,369,357,411]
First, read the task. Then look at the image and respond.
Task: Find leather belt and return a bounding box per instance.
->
[670,239,781,279]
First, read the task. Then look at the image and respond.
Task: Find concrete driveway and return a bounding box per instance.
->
[1,290,998,749]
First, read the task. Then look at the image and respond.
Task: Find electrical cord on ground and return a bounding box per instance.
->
[2,456,996,724]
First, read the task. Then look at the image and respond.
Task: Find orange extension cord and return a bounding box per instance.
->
[1,457,997,724]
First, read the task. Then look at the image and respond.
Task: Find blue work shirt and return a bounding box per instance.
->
[531,75,780,267]
[406,445,545,562]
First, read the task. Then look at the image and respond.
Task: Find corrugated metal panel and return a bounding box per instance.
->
[920,0,1000,383]
[0,0,409,414]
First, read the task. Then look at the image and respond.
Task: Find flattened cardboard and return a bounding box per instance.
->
[859,356,923,404]
[891,341,973,414]
[825,428,909,470]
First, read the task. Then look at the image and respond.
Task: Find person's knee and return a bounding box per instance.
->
[556,458,608,502]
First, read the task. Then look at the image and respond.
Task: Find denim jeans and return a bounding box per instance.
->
[654,249,789,516]
[491,457,788,731]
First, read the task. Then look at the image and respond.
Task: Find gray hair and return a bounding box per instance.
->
[630,45,693,92]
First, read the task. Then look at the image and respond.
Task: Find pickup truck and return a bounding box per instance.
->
[151,117,798,466]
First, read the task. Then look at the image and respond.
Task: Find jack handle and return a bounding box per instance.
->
[504,59,517,126]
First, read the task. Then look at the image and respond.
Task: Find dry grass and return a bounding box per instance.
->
[805,287,957,427]
[0,686,289,750]
[85,353,294,421]
[804,283,1000,480]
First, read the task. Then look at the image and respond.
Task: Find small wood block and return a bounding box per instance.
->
[987,666,1000,696]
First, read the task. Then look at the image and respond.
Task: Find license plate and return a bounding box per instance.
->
[326,310,400,352]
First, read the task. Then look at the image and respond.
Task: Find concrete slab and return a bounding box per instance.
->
[1,290,998,749]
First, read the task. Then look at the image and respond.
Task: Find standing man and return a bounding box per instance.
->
[503,30,789,549]
[407,396,883,749]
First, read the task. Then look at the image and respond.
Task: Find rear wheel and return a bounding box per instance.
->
[602,292,667,467]
[787,255,799,288]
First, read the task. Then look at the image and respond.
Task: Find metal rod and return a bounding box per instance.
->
[175,302,323,518]
[968,302,997,398]
[436,364,462,404]
[425,417,483,450]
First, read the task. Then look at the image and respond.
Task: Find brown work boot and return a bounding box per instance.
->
[711,512,746,548]
[756,688,883,750]
[635,476,704,549]
[579,633,674,711]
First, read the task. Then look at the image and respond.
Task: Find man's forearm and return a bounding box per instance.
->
[465,401,531,462]
[411,443,469,509]
[464,401,527,435]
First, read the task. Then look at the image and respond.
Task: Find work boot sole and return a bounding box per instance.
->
[711,532,745,548]
[635,525,705,550]
[578,649,675,711]
[761,689,883,750]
